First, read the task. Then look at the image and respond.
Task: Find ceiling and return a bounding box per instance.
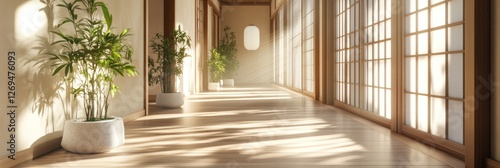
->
[219,0,272,6]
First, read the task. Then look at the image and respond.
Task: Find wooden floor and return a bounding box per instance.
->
[16,85,464,168]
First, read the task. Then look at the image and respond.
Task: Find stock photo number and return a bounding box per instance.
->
[6,51,17,160]
[8,51,16,104]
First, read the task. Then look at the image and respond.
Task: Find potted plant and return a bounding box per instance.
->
[218,26,238,86]
[148,26,191,108]
[47,0,137,153]
[208,49,226,91]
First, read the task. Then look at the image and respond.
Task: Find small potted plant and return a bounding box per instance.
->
[148,26,191,108]
[47,0,137,153]
[208,49,226,91]
[218,26,238,86]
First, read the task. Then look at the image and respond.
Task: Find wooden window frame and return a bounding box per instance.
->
[400,0,467,160]
[302,0,316,96]
[273,0,320,99]
[195,0,208,91]
[333,0,393,127]
[327,0,491,167]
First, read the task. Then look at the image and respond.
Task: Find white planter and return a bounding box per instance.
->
[223,79,235,86]
[208,82,220,91]
[156,92,184,108]
[61,117,124,154]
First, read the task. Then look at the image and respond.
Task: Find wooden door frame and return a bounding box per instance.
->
[464,0,491,167]
[144,0,149,115]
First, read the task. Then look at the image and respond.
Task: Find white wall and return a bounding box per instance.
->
[220,5,273,84]
[0,0,144,157]
[491,0,500,162]
[106,0,145,121]
[148,0,164,95]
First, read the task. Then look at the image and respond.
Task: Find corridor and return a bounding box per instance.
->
[16,85,463,167]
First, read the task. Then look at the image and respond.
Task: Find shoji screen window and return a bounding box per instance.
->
[335,0,360,107]
[278,8,286,85]
[363,0,392,119]
[196,0,205,91]
[278,9,285,85]
[286,0,293,87]
[274,18,278,84]
[291,0,302,90]
[303,0,315,93]
[404,0,464,144]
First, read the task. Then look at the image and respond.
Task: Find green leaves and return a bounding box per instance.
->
[46,0,137,121]
[56,0,83,28]
[208,49,226,82]
[148,26,192,93]
[95,2,112,30]
[52,64,66,76]
[217,26,239,79]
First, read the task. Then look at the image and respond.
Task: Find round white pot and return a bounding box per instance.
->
[61,117,124,154]
[208,82,220,91]
[156,92,184,108]
[223,79,235,86]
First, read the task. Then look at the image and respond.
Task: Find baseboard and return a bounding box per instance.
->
[0,109,145,167]
[0,148,34,168]
[488,158,500,168]
[123,110,146,123]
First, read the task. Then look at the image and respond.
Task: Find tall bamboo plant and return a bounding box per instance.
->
[218,26,238,79]
[48,0,137,121]
[208,49,226,82]
[148,26,192,93]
